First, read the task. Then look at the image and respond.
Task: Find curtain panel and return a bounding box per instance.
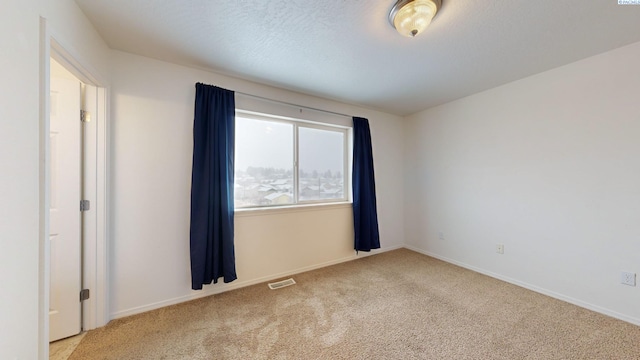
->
[190,83,237,290]
[352,117,381,252]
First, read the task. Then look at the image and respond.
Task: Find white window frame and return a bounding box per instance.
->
[235,110,350,209]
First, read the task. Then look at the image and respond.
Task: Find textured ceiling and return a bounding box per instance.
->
[75,0,640,116]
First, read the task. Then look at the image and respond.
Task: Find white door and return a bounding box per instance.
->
[49,62,82,342]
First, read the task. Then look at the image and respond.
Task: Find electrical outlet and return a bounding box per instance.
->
[621,272,636,286]
[496,244,504,254]
[438,232,445,240]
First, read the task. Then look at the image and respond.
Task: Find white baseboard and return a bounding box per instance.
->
[110,245,403,320]
[404,245,640,327]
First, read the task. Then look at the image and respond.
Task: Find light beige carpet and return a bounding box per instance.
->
[69,249,640,359]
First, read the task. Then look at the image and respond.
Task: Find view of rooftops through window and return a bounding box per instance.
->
[234,115,346,208]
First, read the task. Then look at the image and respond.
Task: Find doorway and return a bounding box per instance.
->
[41,30,109,356]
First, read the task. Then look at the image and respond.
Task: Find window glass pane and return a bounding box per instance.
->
[234,117,294,207]
[298,126,345,201]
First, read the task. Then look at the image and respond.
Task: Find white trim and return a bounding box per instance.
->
[404,245,640,326]
[49,37,107,87]
[235,201,352,217]
[95,86,109,328]
[236,109,350,130]
[235,97,352,128]
[110,245,402,319]
[80,84,109,330]
[235,92,352,120]
[38,16,51,360]
[82,84,98,330]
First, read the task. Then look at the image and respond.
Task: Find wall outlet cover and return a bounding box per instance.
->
[621,272,636,286]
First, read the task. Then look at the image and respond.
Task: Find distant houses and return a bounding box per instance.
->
[263,192,292,205]
[235,170,343,207]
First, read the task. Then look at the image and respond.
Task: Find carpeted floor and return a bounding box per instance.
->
[69,249,640,359]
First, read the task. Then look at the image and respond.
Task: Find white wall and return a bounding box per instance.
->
[3,2,636,357]
[0,1,109,358]
[42,0,111,81]
[109,51,404,318]
[0,1,41,358]
[404,41,640,324]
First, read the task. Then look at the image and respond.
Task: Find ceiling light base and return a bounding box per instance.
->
[389,0,442,38]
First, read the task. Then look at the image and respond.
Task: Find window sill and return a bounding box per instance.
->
[234,201,352,217]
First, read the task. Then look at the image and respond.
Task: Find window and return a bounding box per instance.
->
[234,111,348,208]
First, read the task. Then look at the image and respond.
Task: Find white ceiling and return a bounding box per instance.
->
[75,0,640,116]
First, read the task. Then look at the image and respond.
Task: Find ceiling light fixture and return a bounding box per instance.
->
[389,0,442,38]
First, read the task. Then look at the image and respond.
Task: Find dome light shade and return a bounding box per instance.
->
[389,0,441,37]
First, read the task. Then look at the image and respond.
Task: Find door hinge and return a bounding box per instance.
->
[80,200,90,211]
[80,109,91,123]
[80,289,90,302]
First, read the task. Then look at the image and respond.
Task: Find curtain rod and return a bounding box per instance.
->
[235,91,354,119]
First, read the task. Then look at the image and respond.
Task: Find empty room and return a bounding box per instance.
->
[2,1,640,359]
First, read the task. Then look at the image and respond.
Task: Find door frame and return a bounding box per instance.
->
[39,17,109,358]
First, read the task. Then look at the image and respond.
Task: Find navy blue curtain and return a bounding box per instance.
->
[190,83,237,290]
[352,117,380,252]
